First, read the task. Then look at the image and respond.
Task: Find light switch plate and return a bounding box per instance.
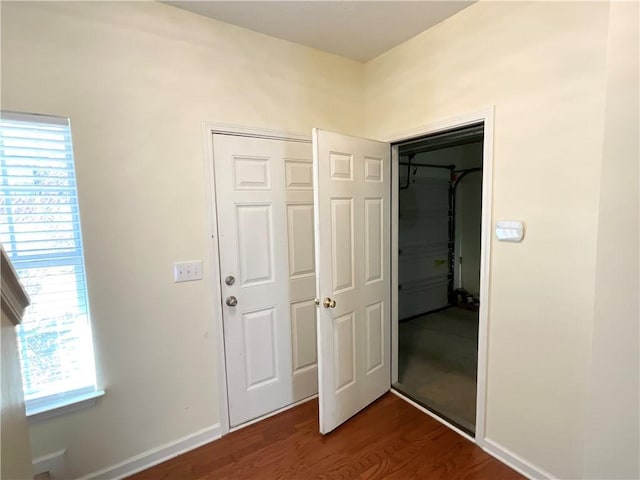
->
[496,221,524,242]
[174,261,203,282]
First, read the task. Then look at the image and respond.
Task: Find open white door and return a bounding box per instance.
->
[313,129,391,434]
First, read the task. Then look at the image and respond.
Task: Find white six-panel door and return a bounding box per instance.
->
[313,129,391,434]
[213,134,317,427]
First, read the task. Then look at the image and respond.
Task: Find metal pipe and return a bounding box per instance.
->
[398,162,455,170]
[450,168,481,297]
[399,154,414,190]
[453,168,481,191]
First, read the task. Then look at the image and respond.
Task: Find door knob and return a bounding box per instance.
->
[225,275,235,286]
[323,297,336,309]
[226,296,238,307]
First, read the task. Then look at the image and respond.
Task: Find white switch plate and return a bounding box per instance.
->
[496,221,525,242]
[174,261,203,282]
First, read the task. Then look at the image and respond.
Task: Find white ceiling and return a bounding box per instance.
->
[163,1,474,62]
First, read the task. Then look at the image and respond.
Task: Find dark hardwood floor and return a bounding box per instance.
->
[128,393,524,480]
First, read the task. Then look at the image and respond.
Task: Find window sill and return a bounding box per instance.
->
[26,389,105,423]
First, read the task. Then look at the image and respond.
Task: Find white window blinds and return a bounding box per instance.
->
[0,111,97,413]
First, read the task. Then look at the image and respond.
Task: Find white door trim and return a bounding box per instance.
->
[384,106,494,447]
[201,122,311,437]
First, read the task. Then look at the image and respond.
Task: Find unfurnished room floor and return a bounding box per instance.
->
[128,394,521,480]
[395,307,479,433]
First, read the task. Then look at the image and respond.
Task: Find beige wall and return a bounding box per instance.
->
[2,1,637,479]
[365,2,611,478]
[1,1,363,477]
[584,2,639,478]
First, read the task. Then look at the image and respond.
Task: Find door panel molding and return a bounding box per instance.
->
[314,129,391,434]
[215,134,316,427]
[201,123,311,438]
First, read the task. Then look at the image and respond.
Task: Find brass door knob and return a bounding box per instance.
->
[323,297,336,309]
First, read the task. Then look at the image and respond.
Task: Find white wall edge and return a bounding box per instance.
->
[483,438,553,480]
[32,449,66,477]
[1,245,30,325]
[80,424,222,480]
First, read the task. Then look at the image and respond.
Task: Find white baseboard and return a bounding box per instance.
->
[80,423,222,480]
[33,449,66,478]
[483,438,553,480]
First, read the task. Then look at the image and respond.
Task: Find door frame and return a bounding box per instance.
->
[385,107,494,447]
[201,110,494,441]
[201,123,311,437]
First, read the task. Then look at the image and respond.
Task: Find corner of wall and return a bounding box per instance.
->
[583,1,640,477]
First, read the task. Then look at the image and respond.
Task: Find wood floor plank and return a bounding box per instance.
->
[128,394,524,480]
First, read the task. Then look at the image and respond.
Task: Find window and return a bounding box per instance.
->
[0,111,98,415]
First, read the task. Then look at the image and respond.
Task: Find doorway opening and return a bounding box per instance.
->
[392,123,484,435]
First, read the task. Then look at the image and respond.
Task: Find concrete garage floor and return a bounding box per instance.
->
[394,307,479,434]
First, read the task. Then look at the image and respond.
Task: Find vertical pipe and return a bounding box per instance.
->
[447,166,456,305]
